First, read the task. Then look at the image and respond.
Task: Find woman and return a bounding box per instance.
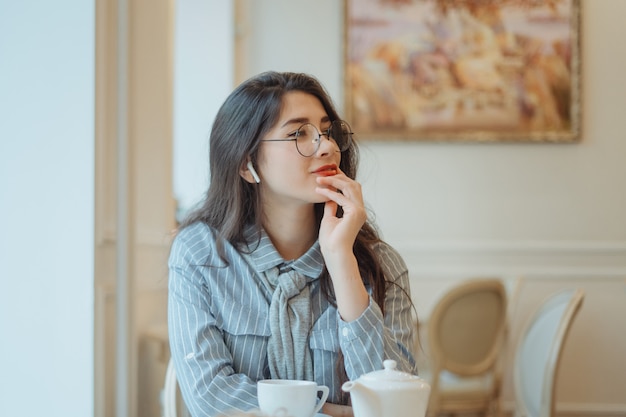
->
[168,71,416,417]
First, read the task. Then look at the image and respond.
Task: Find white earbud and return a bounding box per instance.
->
[247,161,261,183]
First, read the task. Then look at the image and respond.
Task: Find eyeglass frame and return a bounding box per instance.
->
[260,119,354,157]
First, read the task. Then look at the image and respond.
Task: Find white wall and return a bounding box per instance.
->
[0,1,95,416]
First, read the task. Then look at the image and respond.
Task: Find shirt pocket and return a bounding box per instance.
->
[309,327,340,353]
[217,303,271,379]
[214,301,270,337]
[310,306,340,353]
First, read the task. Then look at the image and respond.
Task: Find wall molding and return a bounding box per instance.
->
[405,240,626,416]
[392,240,626,253]
[391,239,626,278]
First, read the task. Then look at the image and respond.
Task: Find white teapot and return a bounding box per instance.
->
[342,359,431,417]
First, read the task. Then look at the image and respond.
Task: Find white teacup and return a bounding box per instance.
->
[257,379,329,417]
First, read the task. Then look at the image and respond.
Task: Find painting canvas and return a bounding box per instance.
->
[344,0,581,142]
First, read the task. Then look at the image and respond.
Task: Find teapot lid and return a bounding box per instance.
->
[361,360,424,384]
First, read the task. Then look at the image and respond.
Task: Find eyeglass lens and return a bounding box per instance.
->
[296,120,352,156]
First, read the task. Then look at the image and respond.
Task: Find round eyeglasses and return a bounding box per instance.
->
[261,120,353,157]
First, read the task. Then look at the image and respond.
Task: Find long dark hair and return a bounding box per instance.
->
[180,71,389,393]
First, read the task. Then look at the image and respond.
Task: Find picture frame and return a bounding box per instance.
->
[343,0,581,142]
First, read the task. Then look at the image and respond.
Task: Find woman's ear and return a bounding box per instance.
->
[240,160,261,184]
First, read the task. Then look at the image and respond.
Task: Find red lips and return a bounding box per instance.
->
[313,164,338,176]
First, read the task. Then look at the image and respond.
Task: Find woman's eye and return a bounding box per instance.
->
[286,130,299,138]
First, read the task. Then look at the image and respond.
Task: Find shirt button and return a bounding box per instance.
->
[342,328,350,337]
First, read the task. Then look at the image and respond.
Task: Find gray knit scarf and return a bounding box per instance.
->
[262,264,316,381]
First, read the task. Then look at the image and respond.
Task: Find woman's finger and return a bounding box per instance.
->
[316,175,363,203]
[315,186,354,208]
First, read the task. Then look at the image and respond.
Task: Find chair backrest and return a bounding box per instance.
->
[428,278,508,377]
[163,358,178,417]
[513,289,584,417]
[163,358,191,417]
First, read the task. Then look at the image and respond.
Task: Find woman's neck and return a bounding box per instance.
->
[262,203,318,260]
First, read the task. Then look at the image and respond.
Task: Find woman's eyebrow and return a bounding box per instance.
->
[280,118,308,128]
[280,115,330,128]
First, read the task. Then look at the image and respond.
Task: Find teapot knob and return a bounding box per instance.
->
[383,359,397,371]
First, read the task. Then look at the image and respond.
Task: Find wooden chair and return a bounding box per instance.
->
[426,278,508,417]
[513,289,584,417]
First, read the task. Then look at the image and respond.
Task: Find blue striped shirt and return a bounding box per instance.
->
[168,221,416,416]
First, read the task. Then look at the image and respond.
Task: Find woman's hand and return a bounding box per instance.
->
[314,169,366,257]
[315,169,369,321]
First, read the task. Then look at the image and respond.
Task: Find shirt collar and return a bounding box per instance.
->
[242,223,324,279]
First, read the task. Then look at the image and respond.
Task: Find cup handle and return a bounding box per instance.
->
[311,385,329,416]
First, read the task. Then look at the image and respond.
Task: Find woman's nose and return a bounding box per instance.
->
[315,132,337,157]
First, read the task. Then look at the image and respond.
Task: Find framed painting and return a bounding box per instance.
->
[344,0,581,142]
